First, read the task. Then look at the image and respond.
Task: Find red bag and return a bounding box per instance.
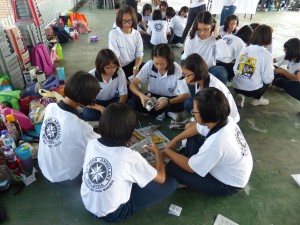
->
[19,96,40,115]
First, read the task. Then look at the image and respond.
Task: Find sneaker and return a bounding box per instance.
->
[174,43,183,48]
[167,112,179,122]
[236,94,245,108]
[250,96,269,106]
[156,112,165,121]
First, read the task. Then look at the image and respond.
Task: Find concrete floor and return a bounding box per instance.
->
[1,2,300,225]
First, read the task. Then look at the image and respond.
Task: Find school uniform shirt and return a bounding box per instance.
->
[80,139,157,217]
[182,34,232,68]
[136,60,189,97]
[220,34,245,63]
[189,117,253,188]
[169,15,186,38]
[233,45,274,91]
[218,26,239,38]
[142,13,152,25]
[109,27,144,67]
[276,55,300,74]
[147,20,170,45]
[195,73,240,123]
[89,68,128,101]
[38,101,100,183]
[190,0,207,8]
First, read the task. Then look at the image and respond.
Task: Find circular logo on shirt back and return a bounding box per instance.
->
[154,22,163,32]
[83,157,113,192]
[42,117,61,146]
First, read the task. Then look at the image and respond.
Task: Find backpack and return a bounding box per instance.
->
[52,25,73,43]
[31,44,55,77]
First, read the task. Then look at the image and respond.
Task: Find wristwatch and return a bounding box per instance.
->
[133,66,139,70]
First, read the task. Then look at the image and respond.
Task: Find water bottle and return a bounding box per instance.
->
[6,114,22,145]
[3,145,20,175]
[1,130,16,150]
[64,25,69,33]
[56,43,64,61]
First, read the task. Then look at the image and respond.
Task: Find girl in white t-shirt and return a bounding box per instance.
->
[147,9,170,48]
[166,7,186,47]
[81,103,177,222]
[141,3,152,28]
[129,44,189,120]
[109,6,144,79]
[218,14,239,37]
[233,24,274,108]
[182,53,240,123]
[273,38,300,89]
[82,49,128,121]
[164,87,253,195]
[38,71,101,185]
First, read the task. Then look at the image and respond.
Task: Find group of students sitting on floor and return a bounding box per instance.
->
[37,4,300,223]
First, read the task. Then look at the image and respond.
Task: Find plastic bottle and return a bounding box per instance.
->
[4,146,20,175]
[64,25,69,33]
[73,28,78,40]
[6,114,22,145]
[56,43,64,61]
[0,117,6,133]
[1,130,16,150]
[67,19,72,27]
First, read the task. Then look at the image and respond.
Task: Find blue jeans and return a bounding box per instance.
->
[220,5,237,26]
[184,66,228,113]
[99,177,178,222]
[82,98,119,121]
[284,80,300,101]
[166,135,242,195]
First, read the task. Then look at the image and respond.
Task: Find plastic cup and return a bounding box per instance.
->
[56,67,66,80]
[16,145,33,173]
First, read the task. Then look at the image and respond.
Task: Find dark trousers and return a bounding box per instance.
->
[166,135,242,195]
[216,61,235,81]
[99,177,178,222]
[234,83,270,99]
[180,4,206,44]
[122,60,145,80]
[220,5,237,26]
[284,80,300,101]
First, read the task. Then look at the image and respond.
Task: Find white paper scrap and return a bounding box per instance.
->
[21,167,38,186]
[291,174,300,186]
[213,214,239,225]
[168,204,182,216]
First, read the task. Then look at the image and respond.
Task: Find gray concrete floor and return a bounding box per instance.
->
[1,3,300,225]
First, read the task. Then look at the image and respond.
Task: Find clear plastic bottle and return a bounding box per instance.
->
[64,25,69,33]
[1,130,16,150]
[4,146,20,175]
[5,114,22,145]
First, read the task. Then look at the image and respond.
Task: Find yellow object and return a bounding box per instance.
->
[6,114,16,122]
[67,19,72,27]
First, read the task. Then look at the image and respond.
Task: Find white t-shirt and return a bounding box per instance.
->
[38,102,100,182]
[276,55,300,74]
[147,20,170,45]
[136,60,189,97]
[109,27,144,67]
[89,68,128,101]
[169,15,186,37]
[81,139,157,217]
[142,14,152,25]
[189,117,253,188]
[218,26,239,37]
[195,74,240,123]
[233,45,274,91]
[224,0,239,6]
[190,0,207,8]
[220,34,245,63]
[182,34,232,67]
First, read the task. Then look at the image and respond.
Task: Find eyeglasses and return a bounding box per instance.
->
[122,19,133,24]
[104,66,118,70]
[197,28,211,33]
[182,72,194,78]
[191,109,200,116]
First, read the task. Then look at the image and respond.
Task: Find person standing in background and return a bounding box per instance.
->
[220,0,239,26]
[179,0,207,46]
[125,0,140,13]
